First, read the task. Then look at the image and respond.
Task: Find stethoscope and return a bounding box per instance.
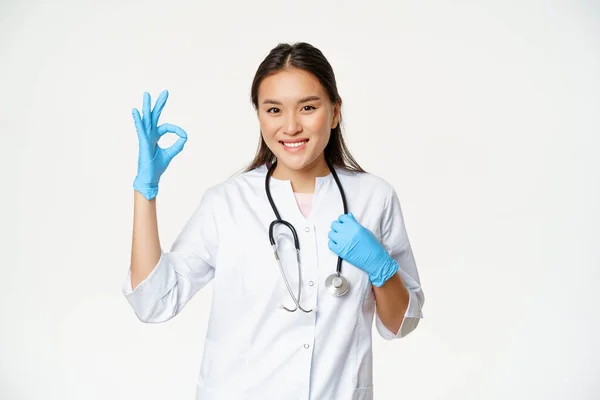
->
[265,160,350,313]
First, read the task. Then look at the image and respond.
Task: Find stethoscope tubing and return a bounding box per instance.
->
[265,160,349,312]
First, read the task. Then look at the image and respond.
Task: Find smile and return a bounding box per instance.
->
[281,140,308,148]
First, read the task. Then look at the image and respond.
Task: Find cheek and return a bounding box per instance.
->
[258,116,278,138]
[307,112,330,135]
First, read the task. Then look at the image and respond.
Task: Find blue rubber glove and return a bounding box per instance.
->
[328,213,399,287]
[132,90,188,200]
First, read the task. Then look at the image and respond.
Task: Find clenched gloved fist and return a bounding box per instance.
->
[328,213,399,287]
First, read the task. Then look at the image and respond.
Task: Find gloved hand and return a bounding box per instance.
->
[328,213,399,287]
[132,90,188,200]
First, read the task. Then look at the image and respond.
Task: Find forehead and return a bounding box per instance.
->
[258,68,325,101]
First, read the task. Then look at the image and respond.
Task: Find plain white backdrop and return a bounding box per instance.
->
[1,0,599,399]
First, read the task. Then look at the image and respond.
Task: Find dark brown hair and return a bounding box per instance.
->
[243,42,365,173]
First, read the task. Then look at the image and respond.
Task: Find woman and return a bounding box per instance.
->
[124,42,424,400]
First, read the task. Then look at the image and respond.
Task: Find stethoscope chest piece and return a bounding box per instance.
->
[325,273,349,296]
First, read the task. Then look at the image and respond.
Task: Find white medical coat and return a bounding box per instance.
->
[123,164,424,400]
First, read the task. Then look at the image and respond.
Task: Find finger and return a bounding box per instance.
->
[338,213,352,223]
[328,239,338,253]
[151,90,169,128]
[340,213,358,224]
[330,220,342,232]
[157,123,188,139]
[142,92,151,132]
[327,229,339,244]
[131,108,145,140]
[164,136,187,159]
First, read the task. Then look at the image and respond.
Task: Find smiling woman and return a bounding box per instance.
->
[256,68,338,183]
[124,41,424,400]
[245,43,365,190]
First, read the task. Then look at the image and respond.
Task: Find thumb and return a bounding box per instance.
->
[164,136,187,159]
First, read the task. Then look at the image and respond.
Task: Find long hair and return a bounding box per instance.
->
[243,42,365,173]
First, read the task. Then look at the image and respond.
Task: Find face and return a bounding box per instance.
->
[257,67,340,174]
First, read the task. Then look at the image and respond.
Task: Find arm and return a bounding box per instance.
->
[372,272,410,335]
[123,188,219,323]
[130,190,162,291]
[374,184,424,339]
[123,90,215,323]
[328,184,424,339]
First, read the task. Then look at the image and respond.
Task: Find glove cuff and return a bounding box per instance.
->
[370,258,399,287]
[133,177,159,201]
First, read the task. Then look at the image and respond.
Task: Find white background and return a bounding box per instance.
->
[1,0,599,399]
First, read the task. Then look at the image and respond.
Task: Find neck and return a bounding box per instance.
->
[272,157,330,193]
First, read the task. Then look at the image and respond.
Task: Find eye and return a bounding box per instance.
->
[267,107,280,114]
[302,105,316,111]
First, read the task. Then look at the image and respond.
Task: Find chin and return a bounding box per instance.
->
[275,156,310,171]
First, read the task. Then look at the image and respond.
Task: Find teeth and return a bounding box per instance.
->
[283,141,307,148]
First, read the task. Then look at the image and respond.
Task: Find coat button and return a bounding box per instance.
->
[308,281,314,286]
[305,227,311,232]
[304,344,310,349]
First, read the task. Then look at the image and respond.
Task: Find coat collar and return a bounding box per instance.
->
[255,163,336,192]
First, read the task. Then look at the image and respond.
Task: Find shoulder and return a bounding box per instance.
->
[201,164,267,201]
[335,167,394,200]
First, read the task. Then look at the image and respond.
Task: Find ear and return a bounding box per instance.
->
[331,98,341,129]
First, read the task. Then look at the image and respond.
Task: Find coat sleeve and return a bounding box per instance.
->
[122,187,221,323]
[375,184,425,340]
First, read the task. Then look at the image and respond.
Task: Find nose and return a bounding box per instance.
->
[283,113,302,136]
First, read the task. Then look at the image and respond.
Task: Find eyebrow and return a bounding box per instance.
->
[262,95,322,105]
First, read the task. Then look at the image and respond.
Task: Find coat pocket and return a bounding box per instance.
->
[352,385,374,400]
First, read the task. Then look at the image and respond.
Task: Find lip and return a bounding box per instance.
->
[280,138,308,153]
[280,139,309,144]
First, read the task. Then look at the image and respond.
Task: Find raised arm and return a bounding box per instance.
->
[128,90,187,290]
